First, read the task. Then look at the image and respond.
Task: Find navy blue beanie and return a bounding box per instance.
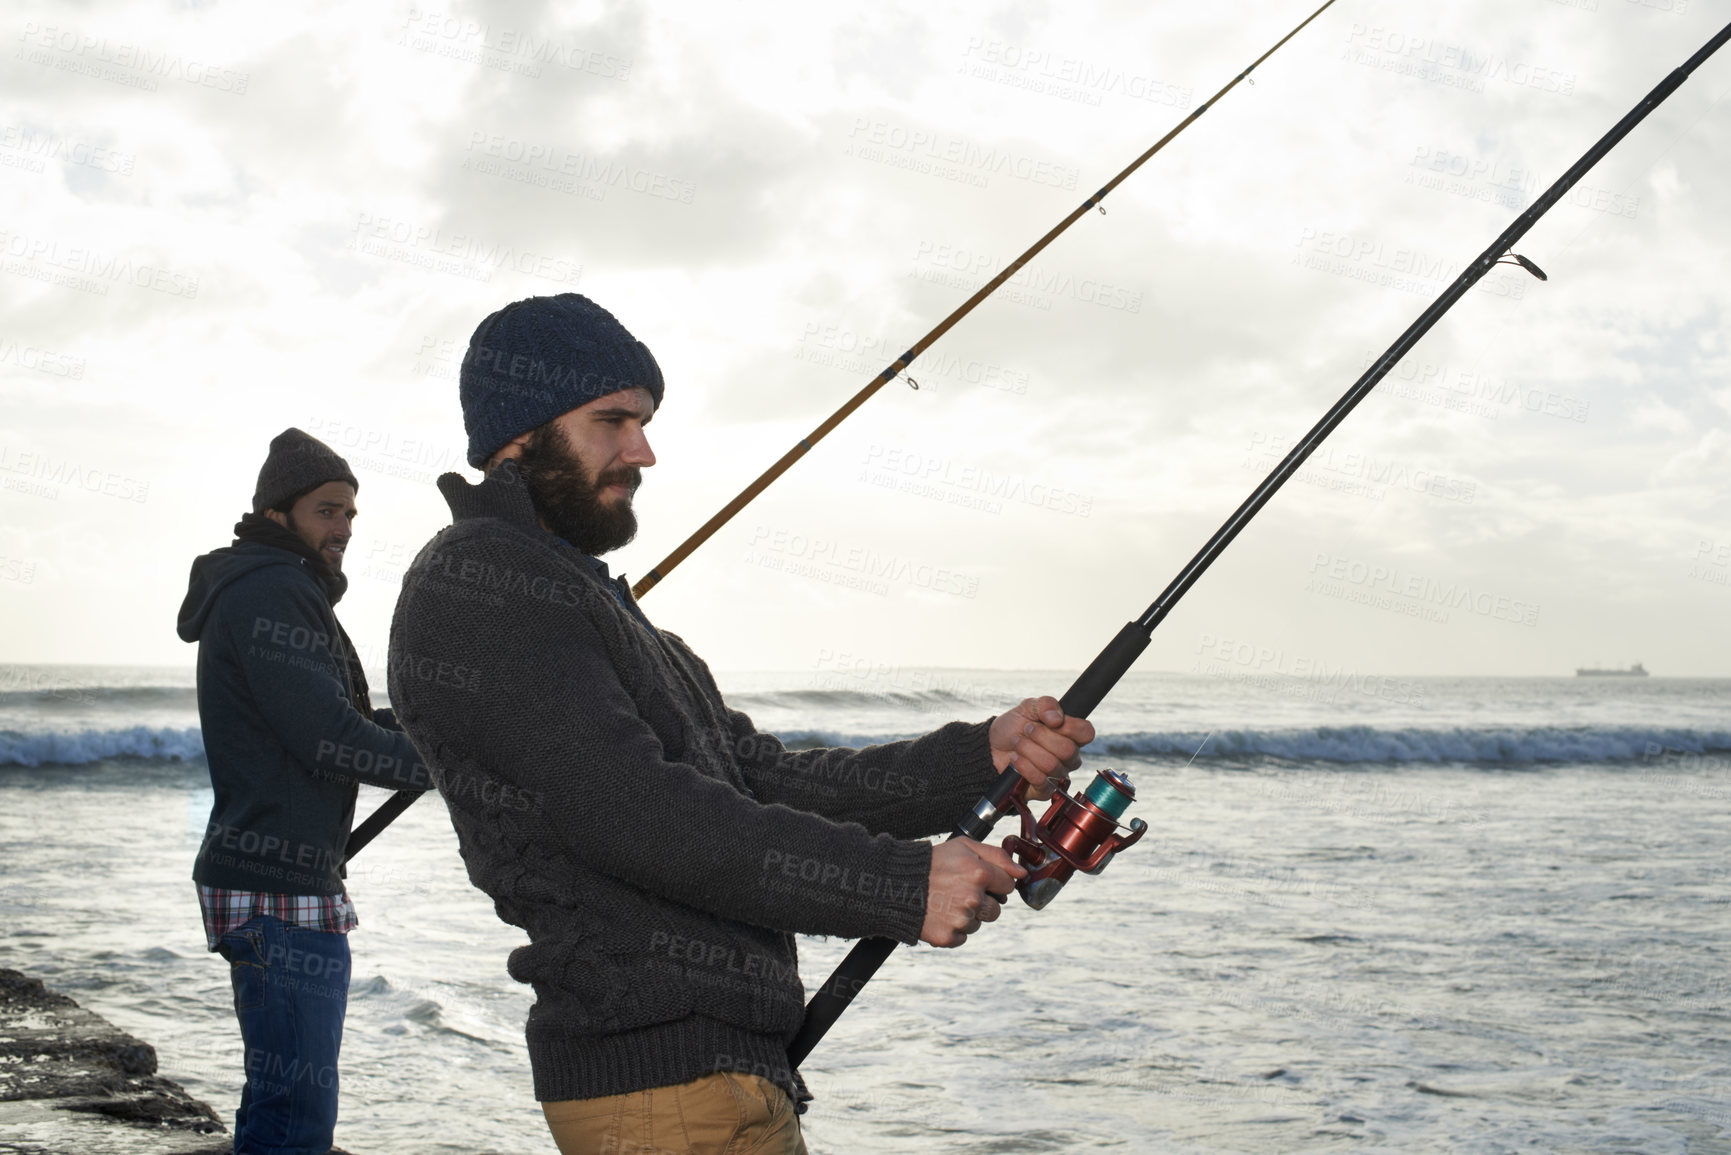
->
[459,293,665,468]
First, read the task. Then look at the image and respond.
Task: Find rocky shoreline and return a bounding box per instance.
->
[0,967,229,1155]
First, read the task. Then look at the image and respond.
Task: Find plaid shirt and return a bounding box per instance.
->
[195,885,357,952]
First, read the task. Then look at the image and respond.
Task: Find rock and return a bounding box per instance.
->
[0,967,227,1153]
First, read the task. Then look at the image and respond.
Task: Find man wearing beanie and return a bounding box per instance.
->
[388,293,1093,1154]
[177,429,431,1155]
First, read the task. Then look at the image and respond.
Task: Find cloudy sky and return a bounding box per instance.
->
[2,0,1727,679]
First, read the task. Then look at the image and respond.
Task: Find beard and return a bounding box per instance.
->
[283,511,346,572]
[516,422,641,556]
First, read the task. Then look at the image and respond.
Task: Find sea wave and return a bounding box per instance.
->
[4,722,1727,769]
[0,726,204,767]
[781,725,1731,766]
[1109,725,1731,764]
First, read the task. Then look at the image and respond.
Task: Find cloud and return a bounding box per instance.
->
[1,0,1728,673]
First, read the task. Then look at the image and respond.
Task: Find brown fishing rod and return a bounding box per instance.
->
[347,1,1340,862]
[628,0,1340,600]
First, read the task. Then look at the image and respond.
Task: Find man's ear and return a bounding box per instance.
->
[485,431,534,473]
[263,509,289,529]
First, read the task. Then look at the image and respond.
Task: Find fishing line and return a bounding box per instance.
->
[1185,730,1216,768]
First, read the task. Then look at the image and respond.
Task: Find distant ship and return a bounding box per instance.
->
[1576,662,1649,677]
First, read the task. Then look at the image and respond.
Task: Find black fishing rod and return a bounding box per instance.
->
[343,0,1343,862]
[788,19,1731,1068]
[346,789,414,858]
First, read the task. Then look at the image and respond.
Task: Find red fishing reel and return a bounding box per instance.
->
[1001,767,1146,910]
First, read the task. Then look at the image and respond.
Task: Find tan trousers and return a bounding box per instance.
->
[543,1071,808,1155]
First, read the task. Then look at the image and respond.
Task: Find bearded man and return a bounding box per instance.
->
[177,429,431,1154]
[387,294,1092,1155]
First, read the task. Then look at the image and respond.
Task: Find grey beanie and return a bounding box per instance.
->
[252,428,359,513]
[459,293,665,468]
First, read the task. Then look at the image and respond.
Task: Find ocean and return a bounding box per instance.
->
[1,663,1728,1153]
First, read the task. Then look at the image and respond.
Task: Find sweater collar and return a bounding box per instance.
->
[435,464,657,632]
[435,460,540,528]
[435,463,633,581]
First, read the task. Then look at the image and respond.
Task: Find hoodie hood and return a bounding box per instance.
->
[176,543,314,643]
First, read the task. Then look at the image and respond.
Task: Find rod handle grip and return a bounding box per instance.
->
[1059,621,1152,718]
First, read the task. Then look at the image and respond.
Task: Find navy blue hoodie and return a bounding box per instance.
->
[178,536,429,894]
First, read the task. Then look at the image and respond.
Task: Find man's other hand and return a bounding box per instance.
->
[921,838,1024,948]
[989,696,1095,801]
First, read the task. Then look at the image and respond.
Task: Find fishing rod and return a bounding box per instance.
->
[346,786,415,857]
[343,0,1342,863]
[628,0,1340,600]
[787,18,1731,1068]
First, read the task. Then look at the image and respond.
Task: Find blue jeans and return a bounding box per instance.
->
[217,915,350,1155]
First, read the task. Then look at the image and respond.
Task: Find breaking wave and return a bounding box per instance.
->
[780,725,1731,766]
[5,722,1727,769]
[0,726,204,767]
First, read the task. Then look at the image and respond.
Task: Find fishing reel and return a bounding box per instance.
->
[1001,767,1147,910]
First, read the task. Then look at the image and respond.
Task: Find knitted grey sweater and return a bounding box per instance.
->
[387,464,999,1104]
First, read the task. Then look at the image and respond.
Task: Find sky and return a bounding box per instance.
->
[1,0,1727,679]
